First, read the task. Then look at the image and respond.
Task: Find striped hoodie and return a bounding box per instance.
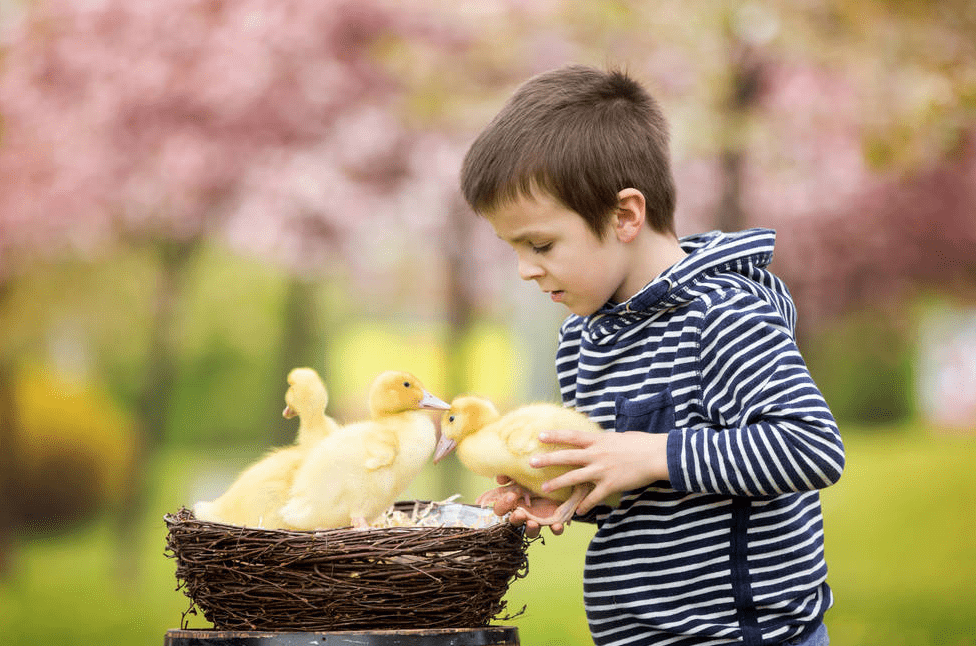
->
[556,228,845,646]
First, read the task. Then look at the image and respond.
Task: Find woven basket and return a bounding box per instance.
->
[164,502,531,632]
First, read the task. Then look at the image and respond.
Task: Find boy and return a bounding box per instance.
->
[458,65,845,646]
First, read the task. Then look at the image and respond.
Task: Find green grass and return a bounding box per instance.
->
[502,524,595,646]
[821,428,976,645]
[0,426,973,645]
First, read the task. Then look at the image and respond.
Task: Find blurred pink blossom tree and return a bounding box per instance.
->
[573,1,976,328]
[0,0,470,571]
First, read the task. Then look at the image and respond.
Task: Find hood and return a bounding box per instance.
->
[583,228,781,343]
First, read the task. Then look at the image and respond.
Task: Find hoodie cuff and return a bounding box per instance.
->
[666,428,686,492]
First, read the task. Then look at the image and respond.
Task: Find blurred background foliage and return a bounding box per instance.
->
[0,1,974,645]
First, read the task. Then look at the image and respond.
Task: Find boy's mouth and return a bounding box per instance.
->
[548,290,564,303]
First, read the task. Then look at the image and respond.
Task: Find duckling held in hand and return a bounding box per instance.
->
[193,367,338,528]
[280,370,449,530]
[433,395,612,526]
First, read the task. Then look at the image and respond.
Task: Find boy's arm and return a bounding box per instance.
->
[666,291,845,497]
[532,293,844,511]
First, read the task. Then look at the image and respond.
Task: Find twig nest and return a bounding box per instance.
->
[164,501,531,632]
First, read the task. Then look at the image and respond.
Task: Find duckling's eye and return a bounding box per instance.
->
[448,415,455,423]
[403,381,411,388]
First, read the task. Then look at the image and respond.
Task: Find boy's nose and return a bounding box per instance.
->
[517,256,544,281]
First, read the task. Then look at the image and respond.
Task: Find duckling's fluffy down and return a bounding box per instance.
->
[193,367,338,529]
[279,371,448,530]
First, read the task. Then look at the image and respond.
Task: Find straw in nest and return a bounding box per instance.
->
[164,502,532,632]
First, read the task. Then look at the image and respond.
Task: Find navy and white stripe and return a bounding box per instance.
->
[556,229,845,646]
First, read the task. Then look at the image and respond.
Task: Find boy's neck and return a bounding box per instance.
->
[618,229,686,303]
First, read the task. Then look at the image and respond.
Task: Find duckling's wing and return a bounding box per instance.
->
[502,405,600,456]
[500,415,544,457]
[364,428,399,470]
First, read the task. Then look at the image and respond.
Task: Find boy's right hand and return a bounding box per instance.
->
[484,475,566,538]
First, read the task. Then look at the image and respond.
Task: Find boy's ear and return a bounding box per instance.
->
[614,188,645,243]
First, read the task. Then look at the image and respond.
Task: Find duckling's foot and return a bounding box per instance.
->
[518,484,590,526]
[477,482,533,510]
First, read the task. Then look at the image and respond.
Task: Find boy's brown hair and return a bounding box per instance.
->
[460,64,676,238]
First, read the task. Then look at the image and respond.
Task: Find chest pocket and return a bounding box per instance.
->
[614,390,675,435]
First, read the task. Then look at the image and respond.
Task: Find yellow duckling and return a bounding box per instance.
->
[280,370,449,530]
[433,395,611,526]
[193,367,339,528]
[283,367,342,447]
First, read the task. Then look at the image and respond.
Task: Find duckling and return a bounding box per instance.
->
[279,370,449,530]
[283,367,341,447]
[433,395,612,526]
[193,367,339,528]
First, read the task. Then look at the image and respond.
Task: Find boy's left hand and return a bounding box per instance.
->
[531,429,670,516]
[485,478,566,538]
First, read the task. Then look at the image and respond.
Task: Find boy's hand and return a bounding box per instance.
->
[484,476,566,538]
[531,429,670,516]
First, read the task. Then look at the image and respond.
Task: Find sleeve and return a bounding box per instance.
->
[666,291,846,496]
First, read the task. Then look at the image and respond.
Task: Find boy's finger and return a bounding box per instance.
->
[530,447,591,469]
[491,491,518,516]
[576,495,595,517]
[576,483,608,517]
[509,507,531,526]
[539,464,594,494]
[537,429,598,447]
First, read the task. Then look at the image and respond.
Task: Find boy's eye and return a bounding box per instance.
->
[531,242,553,253]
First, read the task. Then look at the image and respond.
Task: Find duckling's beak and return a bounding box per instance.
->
[433,435,457,463]
[282,405,296,419]
[418,390,450,411]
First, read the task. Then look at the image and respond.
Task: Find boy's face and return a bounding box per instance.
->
[486,190,631,317]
